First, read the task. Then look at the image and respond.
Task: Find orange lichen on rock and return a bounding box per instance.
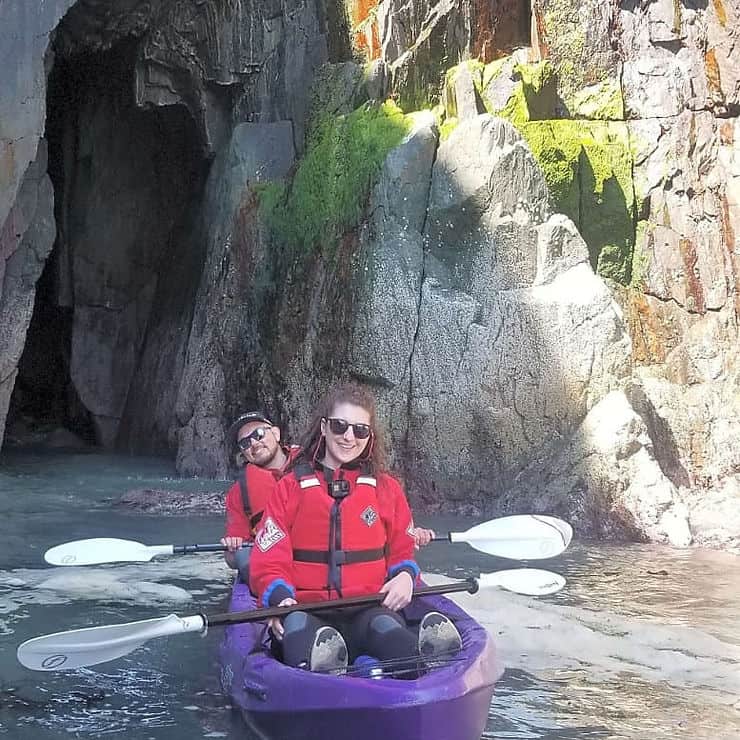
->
[621,289,667,366]
[348,0,381,59]
[705,48,724,103]
[712,0,728,27]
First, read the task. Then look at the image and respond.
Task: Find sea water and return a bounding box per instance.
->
[0,450,738,739]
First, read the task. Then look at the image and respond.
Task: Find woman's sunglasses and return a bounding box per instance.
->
[237,426,270,451]
[325,417,371,439]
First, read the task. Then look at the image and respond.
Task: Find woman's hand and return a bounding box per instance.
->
[412,527,435,549]
[380,571,414,610]
[268,597,298,639]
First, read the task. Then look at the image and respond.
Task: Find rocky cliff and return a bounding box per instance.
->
[1,0,738,549]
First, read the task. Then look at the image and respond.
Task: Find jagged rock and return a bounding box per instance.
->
[346,115,631,508]
[480,55,521,113]
[706,0,740,110]
[364,60,389,102]
[424,115,548,300]
[534,213,589,285]
[443,63,485,121]
[115,488,225,516]
[686,477,740,552]
[0,142,56,450]
[347,111,439,446]
[0,0,330,452]
[0,0,75,231]
[502,391,693,546]
[531,0,620,113]
[631,111,734,314]
[378,0,472,109]
[308,62,367,121]
[173,121,296,477]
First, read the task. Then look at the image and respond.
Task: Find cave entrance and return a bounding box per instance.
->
[5,37,208,451]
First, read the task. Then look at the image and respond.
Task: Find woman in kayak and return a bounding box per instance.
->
[249,383,461,674]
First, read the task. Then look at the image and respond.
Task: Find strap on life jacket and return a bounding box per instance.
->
[238,468,264,532]
[292,547,387,564]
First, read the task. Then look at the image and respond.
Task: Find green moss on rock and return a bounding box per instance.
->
[482,60,557,123]
[630,221,651,288]
[517,121,582,221]
[571,79,624,120]
[541,0,587,105]
[439,116,459,141]
[511,119,635,283]
[258,101,412,255]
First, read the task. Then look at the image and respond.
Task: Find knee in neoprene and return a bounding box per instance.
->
[369,613,403,635]
[282,611,309,634]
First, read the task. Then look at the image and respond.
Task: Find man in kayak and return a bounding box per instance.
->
[250,383,462,675]
[220,411,298,580]
[222,410,435,582]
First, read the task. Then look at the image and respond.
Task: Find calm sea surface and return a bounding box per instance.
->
[1,451,738,739]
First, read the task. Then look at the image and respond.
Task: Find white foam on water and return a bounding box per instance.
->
[0,555,234,633]
[423,573,740,704]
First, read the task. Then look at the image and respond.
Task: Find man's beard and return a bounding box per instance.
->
[252,444,279,468]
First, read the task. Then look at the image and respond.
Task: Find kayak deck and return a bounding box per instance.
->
[218,581,502,740]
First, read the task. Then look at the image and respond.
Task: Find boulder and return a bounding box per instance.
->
[115,488,225,516]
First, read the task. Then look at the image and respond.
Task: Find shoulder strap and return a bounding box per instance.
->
[292,461,316,480]
[238,466,249,514]
[239,466,266,531]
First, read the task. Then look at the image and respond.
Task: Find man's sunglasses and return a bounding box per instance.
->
[325,418,372,439]
[237,426,271,451]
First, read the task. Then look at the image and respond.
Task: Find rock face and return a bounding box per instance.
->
[1,0,331,454]
[0,143,56,450]
[1,0,739,549]
[173,121,296,477]
[405,117,630,509]
[268,113,632,519]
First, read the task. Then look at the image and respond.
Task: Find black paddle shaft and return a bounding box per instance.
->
[205,578,479,628]
[172,543,253,555]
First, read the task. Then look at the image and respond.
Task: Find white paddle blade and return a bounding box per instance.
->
[44,538,174,566]
[478,568,566,596]
[17,614,205,671]
[451,515,573,559]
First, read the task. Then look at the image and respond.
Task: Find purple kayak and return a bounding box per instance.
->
[218,580,502,740]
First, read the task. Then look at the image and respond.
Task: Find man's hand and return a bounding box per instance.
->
[380,571,414,610]
[220,536,245,552]
[412,527,435,549]
[268,597,298,639]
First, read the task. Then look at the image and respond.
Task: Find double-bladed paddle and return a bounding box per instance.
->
[43,514,572,566]
[17,568,566,671]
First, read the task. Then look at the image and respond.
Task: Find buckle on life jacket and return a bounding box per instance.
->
[329,479,350,499]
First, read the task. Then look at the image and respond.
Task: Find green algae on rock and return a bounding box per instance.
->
[516,120,635,284]
[257,100,412,256]
[571,79,624,121]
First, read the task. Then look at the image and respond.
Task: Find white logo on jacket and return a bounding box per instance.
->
[255,517,286,552]
[360,506,378,527]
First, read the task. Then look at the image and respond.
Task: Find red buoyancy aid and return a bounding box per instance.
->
[289,464,388,598]
[251,462,419,605]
